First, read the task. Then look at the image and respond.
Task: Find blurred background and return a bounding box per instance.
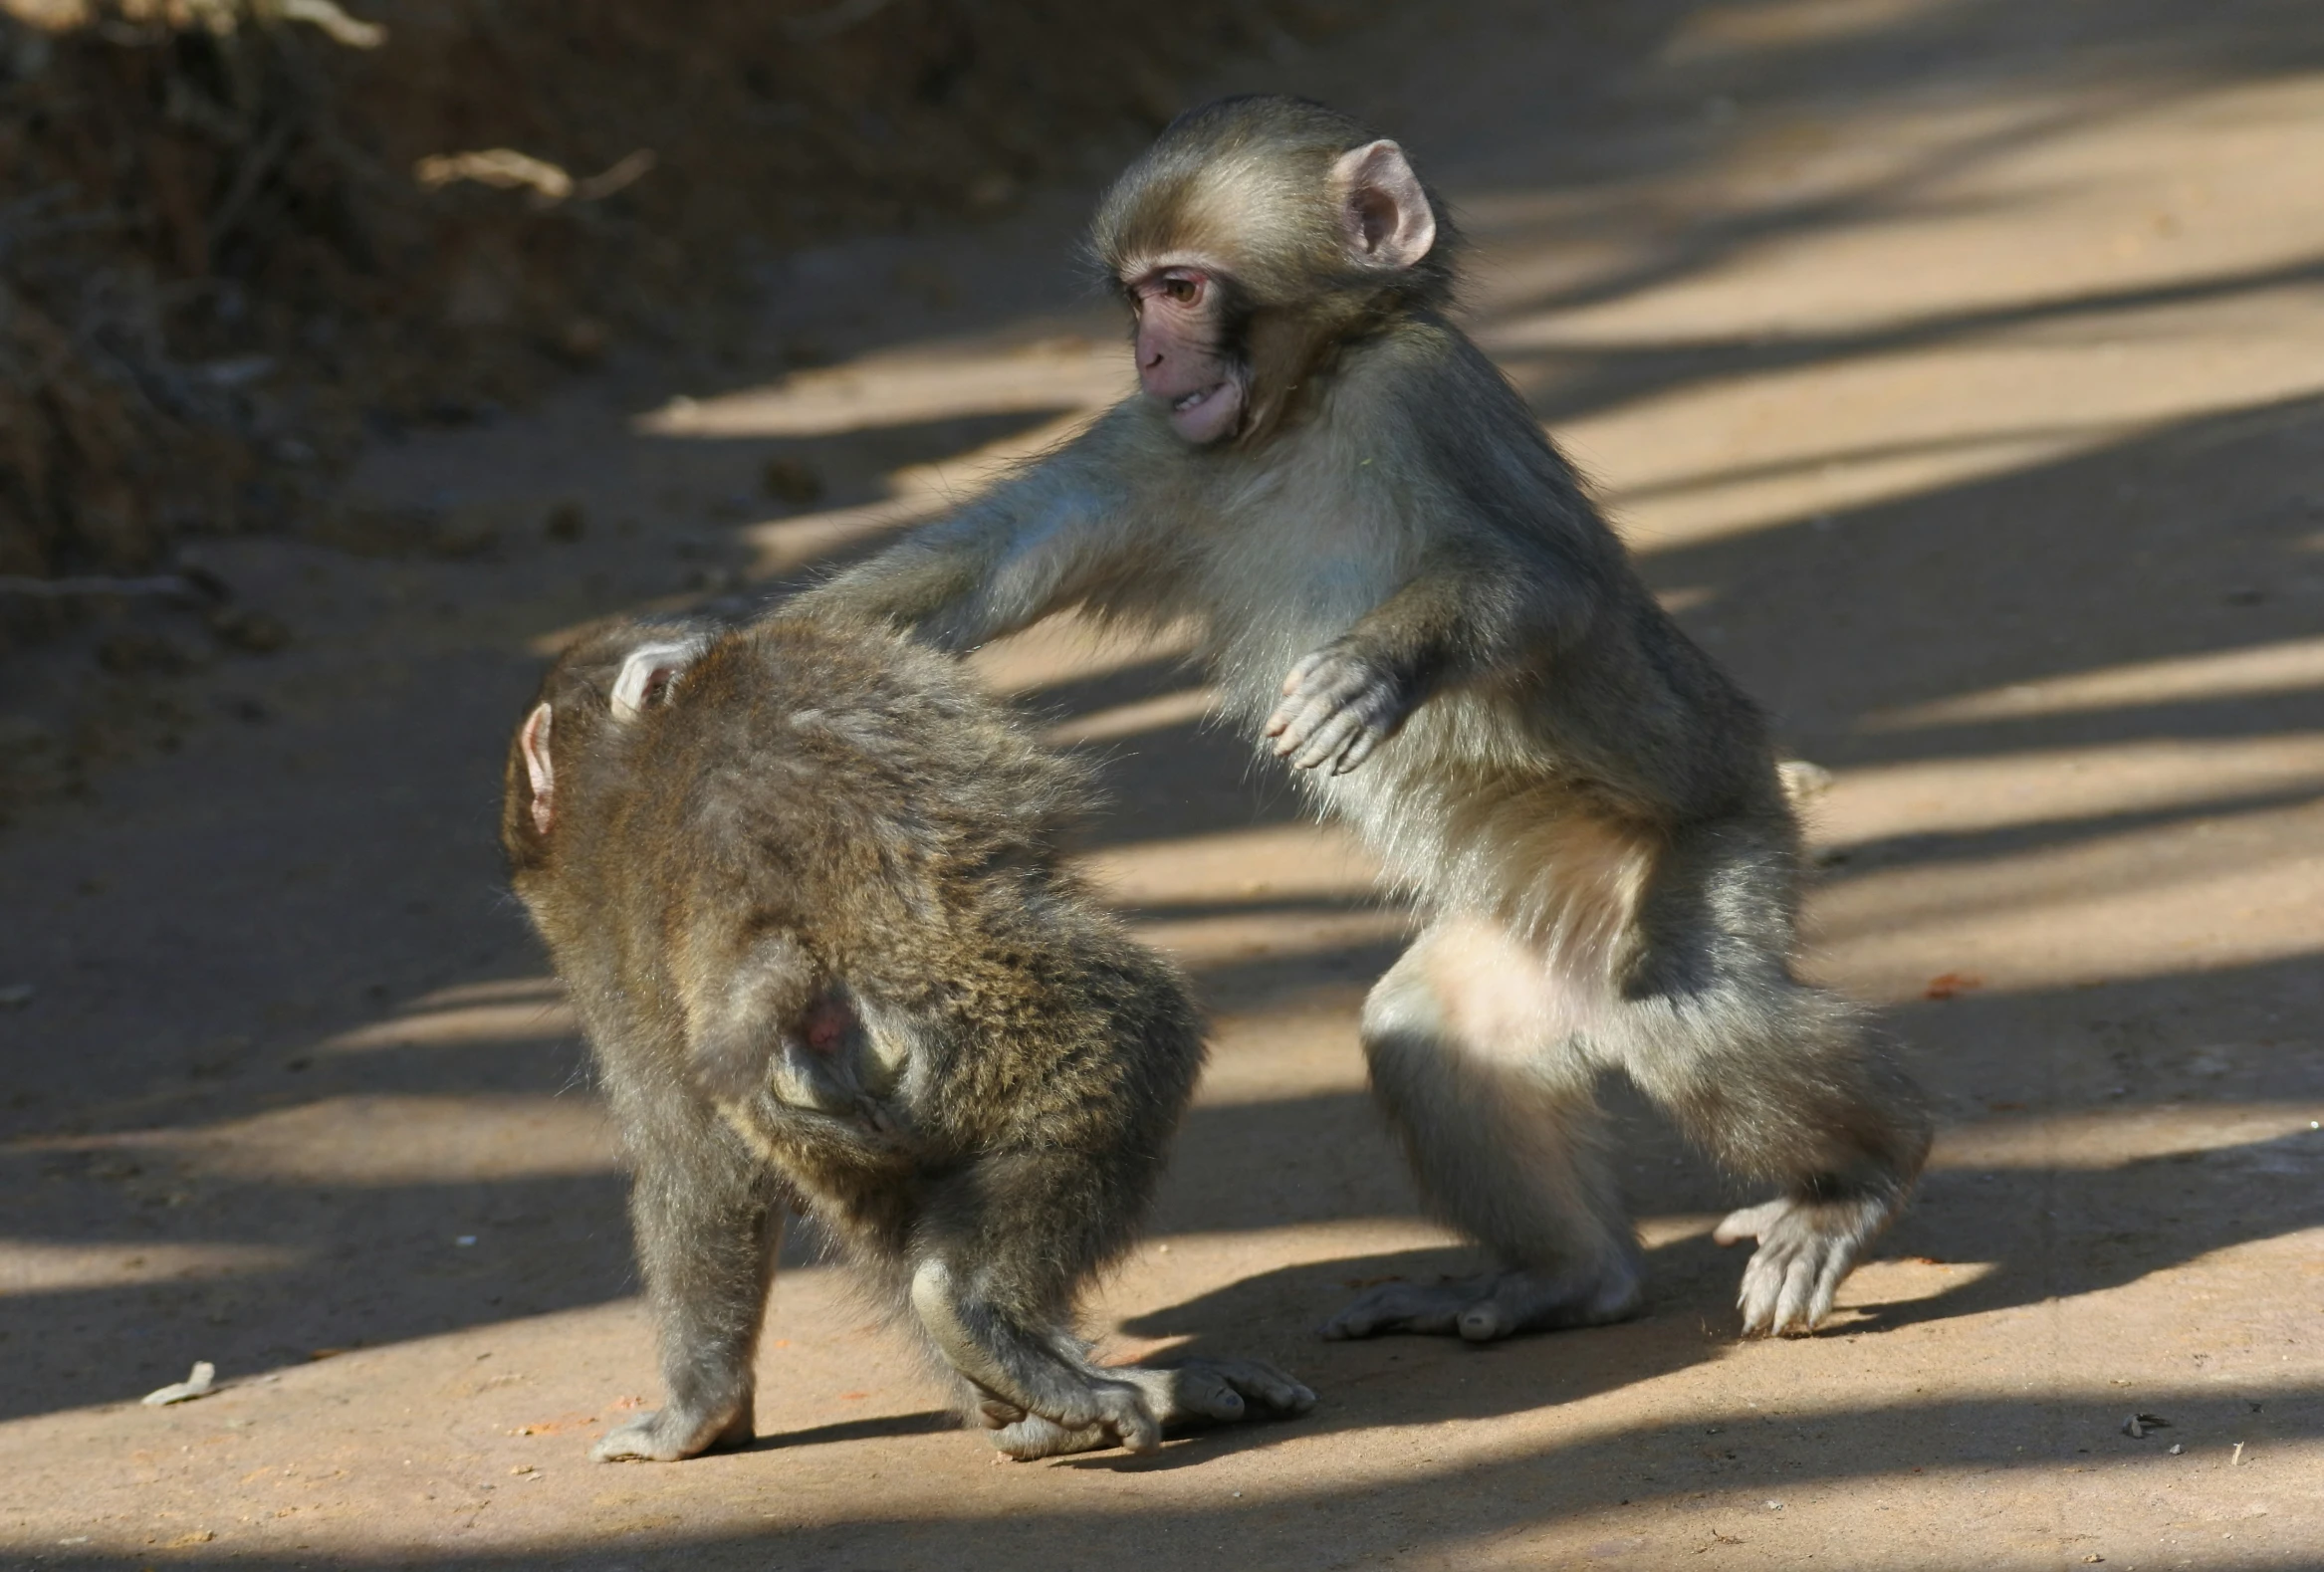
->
[2,2,2321,1568]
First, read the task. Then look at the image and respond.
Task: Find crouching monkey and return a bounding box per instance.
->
[503,612,1315,1460]
[794,97,1932,1341]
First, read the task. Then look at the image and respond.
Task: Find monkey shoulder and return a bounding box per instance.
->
[1303,322,1596,533]
[1337,316,1527,428]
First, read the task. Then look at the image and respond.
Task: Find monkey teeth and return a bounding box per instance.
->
[1173,387,1215,411]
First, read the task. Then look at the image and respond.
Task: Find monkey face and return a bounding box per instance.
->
[1125,264,1247,445]
[1093,101,1446,450]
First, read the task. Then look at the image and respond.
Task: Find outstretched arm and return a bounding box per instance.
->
[791,405,1154,651]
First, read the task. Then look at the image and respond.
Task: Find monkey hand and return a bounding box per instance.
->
[589,1396,755,1462]
[1266,643,1419,775]
[1140,1357,1317,1430]
[1715,1192,1897,1337]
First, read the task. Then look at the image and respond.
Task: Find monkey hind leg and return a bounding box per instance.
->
[1613,959,1932,1338]
[911,1257,1163,1455]
[1326,921,1644,1344]
[593,1087,788,1462]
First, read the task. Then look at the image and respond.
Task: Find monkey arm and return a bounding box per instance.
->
[792,407,1152,651]
[791,534,991,645]
[1268,534,1593,774]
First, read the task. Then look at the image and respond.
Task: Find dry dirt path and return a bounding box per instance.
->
[4,2,2323,1567]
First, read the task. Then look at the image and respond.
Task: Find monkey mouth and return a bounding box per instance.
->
[1164,377,1244,443]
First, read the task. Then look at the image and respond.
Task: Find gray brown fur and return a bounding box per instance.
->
[502,612,1314,1460]
[794,96,1932,1343]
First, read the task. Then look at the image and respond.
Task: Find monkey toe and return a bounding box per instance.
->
[1320,1276,1469,1339]
[1160,1357,1316,1423]
[1771,1256,1819,1335]
[988,1414,1113,1460]
[1225,1359,1318,1418]
[1713,1200,1789,1248]
[1723,1194,1889,1336]
[1457,1302,1511,1343]
[1739,1248,1835,1337]
[1174,1369,1247,1422]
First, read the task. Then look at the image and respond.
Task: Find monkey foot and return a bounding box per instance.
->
[978,1388,1154,1461]
[1715,1193,1897,1337]
[1320,1264,1644,1343]
[977,1359,1316,1460]
[589,1398,755,1462]
[983,1412,1119,1461]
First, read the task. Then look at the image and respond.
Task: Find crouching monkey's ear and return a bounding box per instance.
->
[609,635,710,722]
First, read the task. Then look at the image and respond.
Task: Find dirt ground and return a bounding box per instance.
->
[5,1,2324,1567]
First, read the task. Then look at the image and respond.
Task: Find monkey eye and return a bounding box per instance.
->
[1156,271,1204,307]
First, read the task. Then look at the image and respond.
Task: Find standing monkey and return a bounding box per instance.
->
[504,613,1314,1460]
[795,96,1931,1340]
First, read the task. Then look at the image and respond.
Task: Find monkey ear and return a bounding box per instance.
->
[519,702,556,836]
[1332,139,1436,270]
[609,636,709,723]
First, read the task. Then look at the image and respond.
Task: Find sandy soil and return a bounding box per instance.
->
[3,1,2322,1567]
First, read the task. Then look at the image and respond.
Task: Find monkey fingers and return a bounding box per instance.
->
[1321,1267,1645,1344]
[1128,1357,1318,1427]
[1265,647,1413,775]
[1715,1194,1892,1336]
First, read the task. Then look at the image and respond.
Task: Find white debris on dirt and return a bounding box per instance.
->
[140,1361,217,1407]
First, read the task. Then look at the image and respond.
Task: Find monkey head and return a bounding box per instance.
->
[1090,96,1457,447]
[501,619,712,870]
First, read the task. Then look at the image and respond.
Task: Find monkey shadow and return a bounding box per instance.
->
[1074,1103,2324,1468]
[746,1408,959,1452]
[1066,1227,1739,1470]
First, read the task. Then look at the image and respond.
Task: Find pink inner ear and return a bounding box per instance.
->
[1334,139,1436,270]
[519,703,556,835]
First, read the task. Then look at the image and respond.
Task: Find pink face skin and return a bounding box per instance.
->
[1128,266,1246,445]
